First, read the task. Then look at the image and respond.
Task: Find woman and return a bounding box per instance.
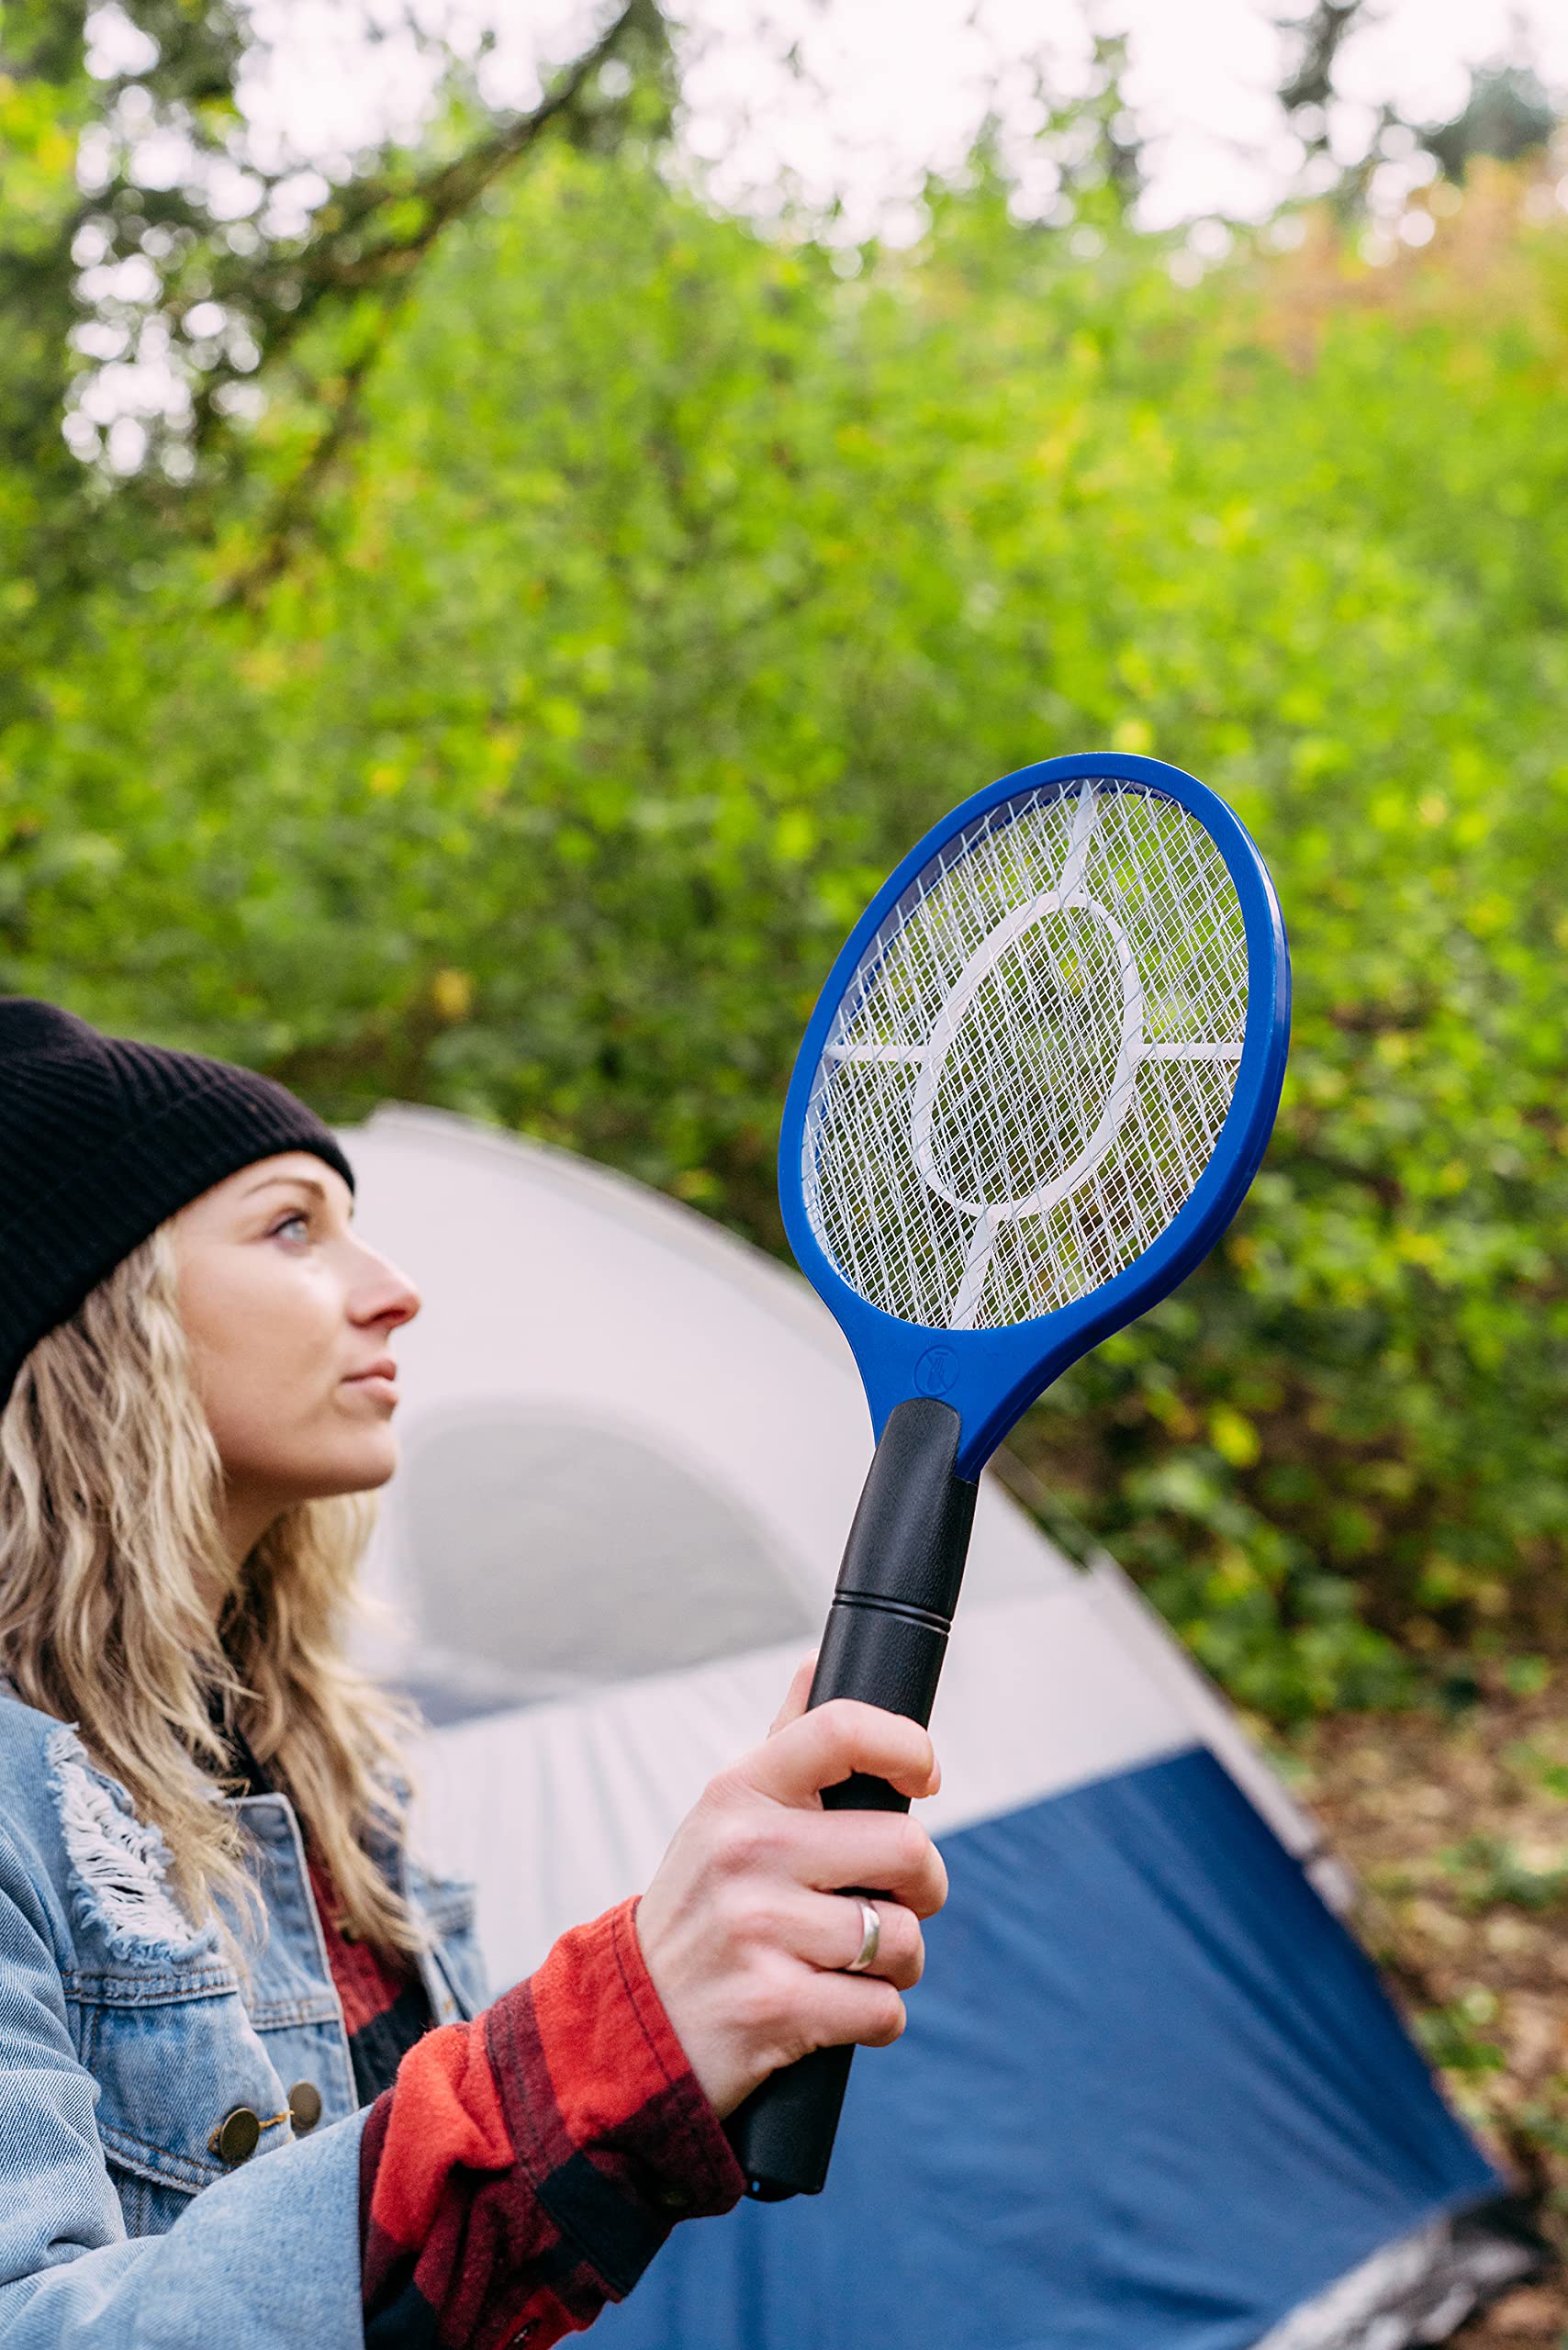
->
[0,994,946,2348]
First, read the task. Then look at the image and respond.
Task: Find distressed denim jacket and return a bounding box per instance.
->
[0,1676,487,2347]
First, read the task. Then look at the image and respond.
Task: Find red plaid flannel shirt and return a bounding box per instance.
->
[312,1866,744,2350]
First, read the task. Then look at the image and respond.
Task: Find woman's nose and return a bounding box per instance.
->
[357,1251,421,1328]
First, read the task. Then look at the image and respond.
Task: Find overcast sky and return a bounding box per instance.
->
[220,0,1568,236]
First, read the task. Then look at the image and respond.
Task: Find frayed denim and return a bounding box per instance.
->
[0,1684,486,2345]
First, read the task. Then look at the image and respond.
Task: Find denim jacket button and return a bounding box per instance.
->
[214,2107,262,2165]
[287,2081,323,2134]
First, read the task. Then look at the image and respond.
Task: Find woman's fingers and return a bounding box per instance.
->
[633,1696,947,2117]
[739,1696,941,1808]
[767,1651,819,1737]
[784,1809,948,1917]
[713,1886,924,1989]
[798,1891,925,1990]
[700,1802,946,1922]
[796,1965,909,2054]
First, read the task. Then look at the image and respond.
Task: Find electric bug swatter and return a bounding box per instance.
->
[723,749,1290,2202]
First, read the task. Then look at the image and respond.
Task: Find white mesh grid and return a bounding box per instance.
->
[802,778,1249,1330]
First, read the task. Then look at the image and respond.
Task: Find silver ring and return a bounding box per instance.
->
[843,1897,881,1975]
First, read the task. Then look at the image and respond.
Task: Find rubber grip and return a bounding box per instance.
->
[724,1398,977,2199]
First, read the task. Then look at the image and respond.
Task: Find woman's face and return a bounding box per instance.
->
[171,1149,422,1560]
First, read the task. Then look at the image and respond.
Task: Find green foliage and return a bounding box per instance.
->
[0,0,663,482]
[1413,1989,1508,2078]
[1506,1740,1568,1800]
[5,136,1568,1719]
[0,0,663,733]
[1436,1834,1568,1915]
[1511,2086,1568,2162]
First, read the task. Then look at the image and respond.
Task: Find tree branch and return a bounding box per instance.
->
[1275,1,1368,131]
[202,0,655,598]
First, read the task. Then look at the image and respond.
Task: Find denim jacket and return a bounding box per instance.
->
[0,1676,487,2347]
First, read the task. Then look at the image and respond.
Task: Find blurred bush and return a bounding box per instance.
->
[4,141,1566,1717]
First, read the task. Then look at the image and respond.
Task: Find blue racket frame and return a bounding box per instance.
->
[777,751,1291,1482]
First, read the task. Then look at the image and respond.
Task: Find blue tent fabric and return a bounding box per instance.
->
[598,1749,1501,2350]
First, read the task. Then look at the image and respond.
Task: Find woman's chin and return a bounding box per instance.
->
[351,1438,400,1491]
[306,1436,400,1498]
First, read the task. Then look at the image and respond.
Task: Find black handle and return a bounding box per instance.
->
[724,1396,978,2199]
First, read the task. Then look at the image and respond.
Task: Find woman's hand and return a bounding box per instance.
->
[633,1655,948,2121]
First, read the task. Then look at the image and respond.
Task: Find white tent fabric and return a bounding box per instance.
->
[332,1103,1532,2347]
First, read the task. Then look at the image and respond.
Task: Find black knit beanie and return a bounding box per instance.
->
[0,997,357,1410]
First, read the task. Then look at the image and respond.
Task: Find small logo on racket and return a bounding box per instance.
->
[914,1346,958,1396]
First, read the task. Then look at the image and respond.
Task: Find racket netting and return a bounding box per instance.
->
[802,778,1249,1332]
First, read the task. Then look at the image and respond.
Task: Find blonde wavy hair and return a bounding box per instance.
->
[0,1216,426,1960]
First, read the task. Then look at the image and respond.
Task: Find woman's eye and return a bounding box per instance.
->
[271,1212,312,1242]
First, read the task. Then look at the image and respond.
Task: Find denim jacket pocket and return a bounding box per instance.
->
[66,1955,296,2202]
[405,1865,487,2022]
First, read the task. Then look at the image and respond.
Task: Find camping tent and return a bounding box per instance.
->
[336,1102,1539,2348]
